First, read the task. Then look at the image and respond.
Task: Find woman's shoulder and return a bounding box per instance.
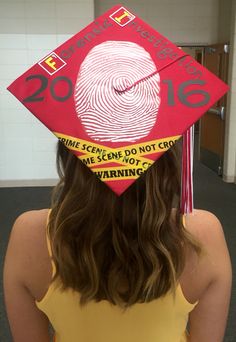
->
[9,209,50,250]
[171,208,226,253]
[7,209,52,299]
[13,208,50,227]
[184,209,227,255]
[10,208,51,264]
[174,209,232,305]
[182,209,229,285]
[10,209,50,250]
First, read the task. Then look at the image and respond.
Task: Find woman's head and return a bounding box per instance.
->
[48,141,201,310]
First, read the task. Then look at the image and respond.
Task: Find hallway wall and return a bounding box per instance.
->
[95,0,220,45]
[218,0,232,43]
[0,1,94,185]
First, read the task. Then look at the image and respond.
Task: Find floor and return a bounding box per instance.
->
[0,155,236,341]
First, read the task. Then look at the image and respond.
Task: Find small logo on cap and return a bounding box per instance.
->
[110,7,135,27]
[38,52,66,75]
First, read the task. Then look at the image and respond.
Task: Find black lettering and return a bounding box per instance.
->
[60,46,74,59]
[68,140,76,147]
[136,25,143,33]
[124,169,129,177]
[169,52,179,60]
[23,75,48,102]
[157,48,173,59]
[103,171,110,179]
[117,170,125,177]
[141,31,149,38]
[95,171,103,178]
[137,168,144,176]
[142,162,151,170]
[128,20,137,27]
[148,35,155,43]
[162,79,175,106]
[97,148,105,155]
[153,39,165,48]
[93,21,105,32]
[139,146,146,153]
[60,138,79,149]
[186,65,197,74]
[109,170,117,178]
[178,55,188,66]
[145,145,152,152]
[192,70,202,79]
[178,79,210,108]
[94,168,147,179]
[128,169,136,176]
[92,27,102,35]
[77,39,86,48]
[84,32,95,42]
[183,61,193,67]
[81,158,89,165]
[103,18,113,28]
[110,152,120,160]
[50,76,73,102]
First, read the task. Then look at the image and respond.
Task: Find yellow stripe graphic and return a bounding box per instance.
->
[53,132,181,179]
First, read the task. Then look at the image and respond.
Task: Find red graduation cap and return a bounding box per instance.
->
[7,4,229,201]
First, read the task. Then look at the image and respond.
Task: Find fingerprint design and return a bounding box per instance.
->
[74,41,161,142]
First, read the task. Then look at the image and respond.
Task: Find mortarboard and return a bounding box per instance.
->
[7,4,229,207]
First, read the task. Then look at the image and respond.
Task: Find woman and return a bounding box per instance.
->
[4,141,232,342]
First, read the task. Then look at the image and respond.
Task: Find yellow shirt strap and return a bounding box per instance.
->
[46,209,56,277]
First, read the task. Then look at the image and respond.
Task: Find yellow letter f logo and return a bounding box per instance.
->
[45,57,57,71]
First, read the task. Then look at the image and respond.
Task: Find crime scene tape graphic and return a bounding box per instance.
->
[74,41,161,143]
[54,132,181,180]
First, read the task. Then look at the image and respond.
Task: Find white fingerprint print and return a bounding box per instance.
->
[74,41,161,142]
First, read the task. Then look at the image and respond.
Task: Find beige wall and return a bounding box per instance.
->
[218,0,232,43]
[0,1,94,34]
[0,1,94,185]
[95,0,219,45]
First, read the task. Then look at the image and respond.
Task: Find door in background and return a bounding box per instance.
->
[199,43,229,175]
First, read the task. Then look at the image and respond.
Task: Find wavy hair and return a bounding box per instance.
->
[48,141,201,310]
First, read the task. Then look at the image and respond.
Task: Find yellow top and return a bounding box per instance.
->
[36,211,198,342]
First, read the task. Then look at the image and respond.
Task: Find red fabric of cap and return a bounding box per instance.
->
[7,4,229,195]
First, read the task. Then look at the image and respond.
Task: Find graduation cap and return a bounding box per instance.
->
[7,4,229,212]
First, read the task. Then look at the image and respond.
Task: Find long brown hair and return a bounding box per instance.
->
[48,141,201,310]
